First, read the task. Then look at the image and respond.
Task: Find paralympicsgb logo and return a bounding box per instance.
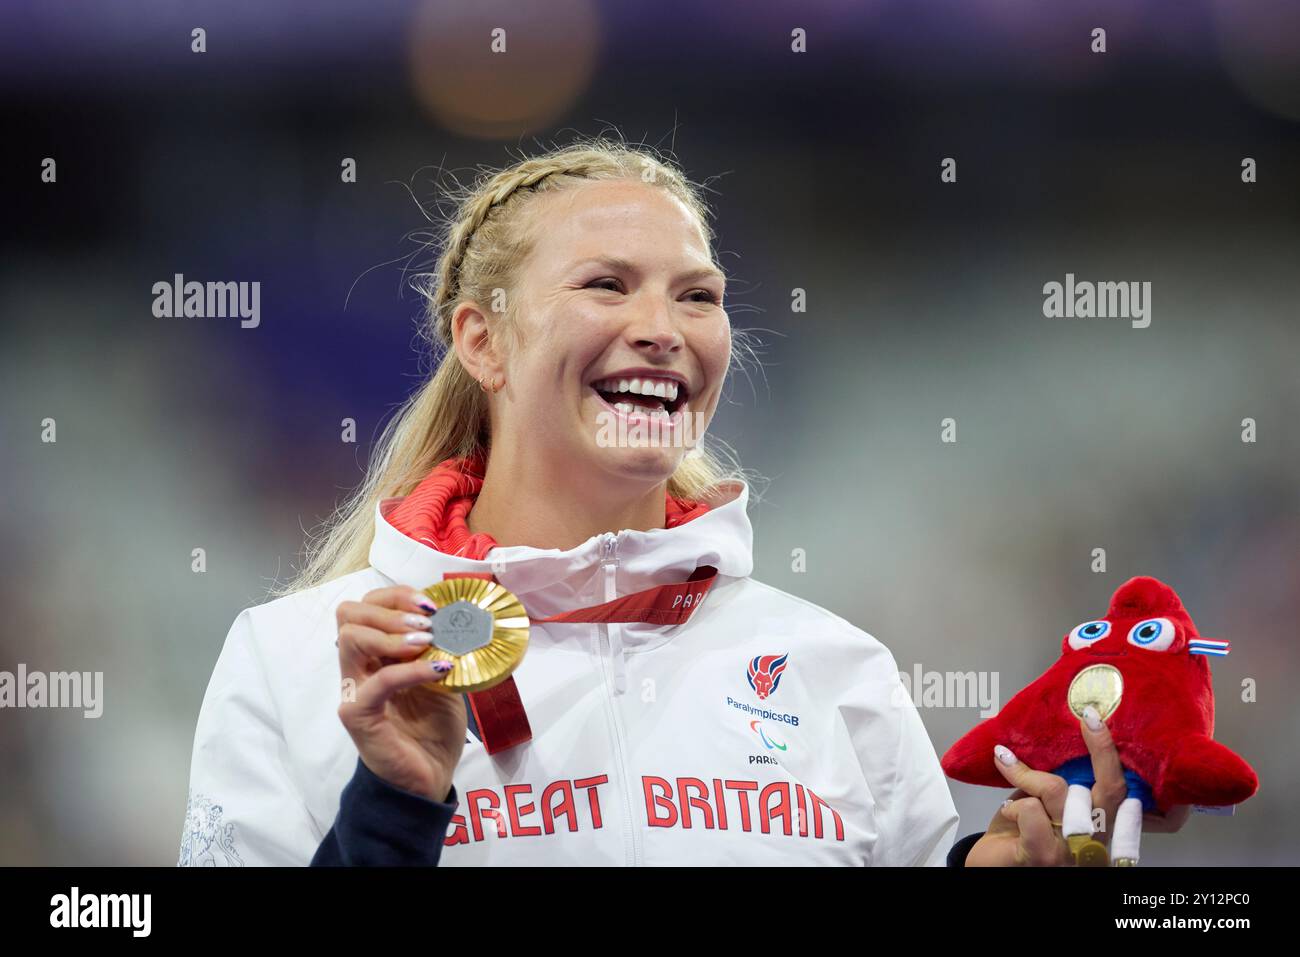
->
[747,653,789,700]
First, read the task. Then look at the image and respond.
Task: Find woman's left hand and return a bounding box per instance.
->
[964,708,1191,865]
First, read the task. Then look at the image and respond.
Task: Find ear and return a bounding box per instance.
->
[450,299,505,386]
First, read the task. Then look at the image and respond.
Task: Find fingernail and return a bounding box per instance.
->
[994,744,1016,766]
[404,632,433,645]
[404,614,433,630]
[413,593,437,613]
[430,659,454,673]
[1082,705,1103,731]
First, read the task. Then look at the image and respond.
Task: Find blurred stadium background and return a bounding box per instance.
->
[1,0,1297,864]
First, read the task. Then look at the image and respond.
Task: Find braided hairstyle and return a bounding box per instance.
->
[278,136,747,597]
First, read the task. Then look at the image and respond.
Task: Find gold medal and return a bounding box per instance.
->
[1067,663,1123,721]
[1067,834,1110,867]
[416,577,530,693]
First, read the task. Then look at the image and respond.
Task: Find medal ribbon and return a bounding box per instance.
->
[445,565,719,754]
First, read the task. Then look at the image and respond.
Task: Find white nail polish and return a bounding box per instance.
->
[995,744,1016,766]
[404,632,433,645]
[1083,705,1103,731]
[404,614,433,631]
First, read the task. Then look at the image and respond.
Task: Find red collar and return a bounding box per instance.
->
[386,452,712,560]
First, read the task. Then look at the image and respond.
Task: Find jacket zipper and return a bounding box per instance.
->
[596,532,641,866]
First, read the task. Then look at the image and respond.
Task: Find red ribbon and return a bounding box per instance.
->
[445,566,719,754]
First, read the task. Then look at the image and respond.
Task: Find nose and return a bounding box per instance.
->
[627,293,684,354]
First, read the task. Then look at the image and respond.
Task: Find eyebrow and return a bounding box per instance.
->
[570,255,726,286]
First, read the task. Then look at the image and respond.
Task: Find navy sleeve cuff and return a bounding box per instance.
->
[311,757,459,867]
[946,831,984,867]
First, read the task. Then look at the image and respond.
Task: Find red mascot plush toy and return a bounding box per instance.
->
[941,576,1258,865]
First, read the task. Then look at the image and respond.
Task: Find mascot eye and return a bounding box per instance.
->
[1067,620,1110,649]
[1127,617,1176,651]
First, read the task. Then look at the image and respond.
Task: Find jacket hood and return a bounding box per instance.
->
[367,455,754,651]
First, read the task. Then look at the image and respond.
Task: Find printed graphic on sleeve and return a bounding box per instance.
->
[177,790,245,867]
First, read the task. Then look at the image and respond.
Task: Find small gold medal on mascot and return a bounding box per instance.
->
[415,578,530,693]
[1067,664,1123,721]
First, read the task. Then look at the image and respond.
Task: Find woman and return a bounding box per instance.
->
[178,138,1144,867]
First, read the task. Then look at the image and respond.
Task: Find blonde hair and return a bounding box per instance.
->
[275,135,754,597]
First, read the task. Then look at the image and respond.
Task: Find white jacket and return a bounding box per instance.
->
[179,480,959,866]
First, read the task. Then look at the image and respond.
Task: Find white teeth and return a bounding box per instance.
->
[592,376,683,402]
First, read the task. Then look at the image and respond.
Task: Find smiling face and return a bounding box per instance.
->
[483,178,731,489]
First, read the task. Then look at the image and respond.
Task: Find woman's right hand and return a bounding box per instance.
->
[334,586,467,803]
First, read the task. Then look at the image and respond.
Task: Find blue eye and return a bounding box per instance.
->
[1127,617,1175,651]
[1068,620,1110,649]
